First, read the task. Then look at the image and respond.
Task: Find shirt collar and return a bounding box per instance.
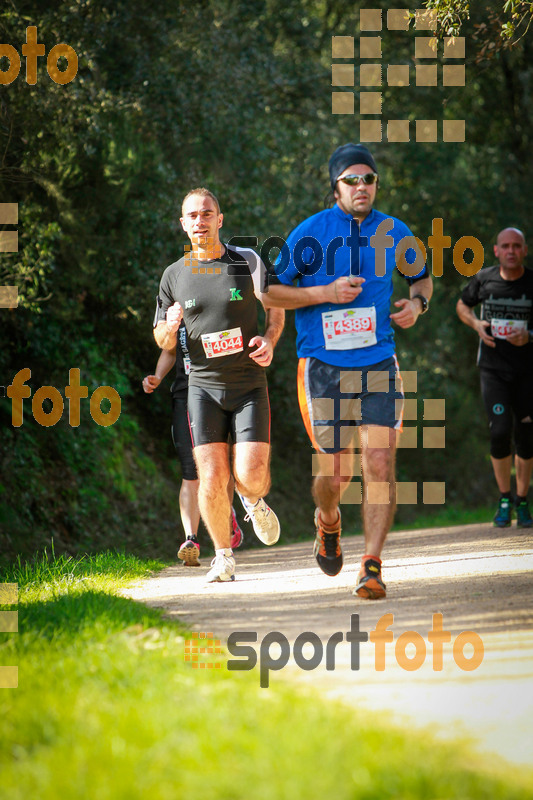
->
[332,203,376,227]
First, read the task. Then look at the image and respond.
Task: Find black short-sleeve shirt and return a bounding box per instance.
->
[460,265,533,374]
[155,245,268,391]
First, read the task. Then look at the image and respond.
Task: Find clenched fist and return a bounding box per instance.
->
[166,302,183,333]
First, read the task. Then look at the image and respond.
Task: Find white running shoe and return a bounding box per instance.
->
[206,549,236,583]
[238,494,280,546]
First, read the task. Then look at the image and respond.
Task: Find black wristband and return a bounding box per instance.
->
[413,294,429,314]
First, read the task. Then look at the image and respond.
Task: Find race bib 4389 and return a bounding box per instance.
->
[322,307,377,350]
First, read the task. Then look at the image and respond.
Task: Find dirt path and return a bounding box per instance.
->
[123,523,533,767]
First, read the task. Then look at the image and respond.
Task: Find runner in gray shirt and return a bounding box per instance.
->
[154,188,284,582]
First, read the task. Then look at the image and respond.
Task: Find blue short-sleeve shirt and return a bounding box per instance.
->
[271,204,427,366]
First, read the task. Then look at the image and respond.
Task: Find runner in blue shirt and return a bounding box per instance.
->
[264,143,433,598]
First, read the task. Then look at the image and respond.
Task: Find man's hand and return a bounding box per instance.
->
[476,319,496,348]
[390,298,421,329]
[248,335,273,367]
[142,375,161,394]
[325,276,365,305]
[166,302,183,333]
[506,327,529,347]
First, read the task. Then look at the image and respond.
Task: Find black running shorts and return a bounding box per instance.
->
[188,384,271,447]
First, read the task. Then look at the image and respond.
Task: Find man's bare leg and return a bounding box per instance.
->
[360,425,397,558]
[311,444,355,576]
[347,424,396,599]
[193,442,231,549]
[233,441,279,545]
[491,455,512,493]
[179,478,200,538]
[232,441,271,501]
[515,454,533,497]
[312,448,354,525]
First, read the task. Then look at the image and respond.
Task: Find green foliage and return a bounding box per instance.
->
[426,0,470,36]
[427,0,533,41]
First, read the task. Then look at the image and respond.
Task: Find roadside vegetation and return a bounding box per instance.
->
[0,550,531,800]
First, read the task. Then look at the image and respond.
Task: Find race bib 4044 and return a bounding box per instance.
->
[322,307,377,350]
[201,327,244,358]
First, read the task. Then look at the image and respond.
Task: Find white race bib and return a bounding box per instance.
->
[322,307,377,350]
[490,318,527,340]
[201,327,244,358]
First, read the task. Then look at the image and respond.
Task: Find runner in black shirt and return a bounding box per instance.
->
[457,227,533,527]
[154,188,284,582]
[142,325,244,565]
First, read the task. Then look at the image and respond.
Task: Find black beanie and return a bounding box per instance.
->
[329,143,378,189]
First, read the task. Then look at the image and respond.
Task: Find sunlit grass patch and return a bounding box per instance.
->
[0,550,531,800]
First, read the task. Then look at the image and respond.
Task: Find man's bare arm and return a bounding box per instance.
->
[142,348,177,393]
[389,276,433,329]
[456,298,495,348]
[261,277,364,309]
[410,276,433,305]
[264,307,285,348]
[154,347,177,379]
[153,302,183,351]
[154,321,178,350]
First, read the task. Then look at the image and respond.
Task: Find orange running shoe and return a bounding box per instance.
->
[354,556,386,599]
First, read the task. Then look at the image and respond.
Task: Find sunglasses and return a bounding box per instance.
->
[338,173,378,186]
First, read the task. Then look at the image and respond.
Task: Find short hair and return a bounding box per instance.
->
[181,187,220,216]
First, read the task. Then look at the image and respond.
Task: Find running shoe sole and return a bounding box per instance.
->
[353,576,386,600]
[178,541,201,566]
[206,572,236,583]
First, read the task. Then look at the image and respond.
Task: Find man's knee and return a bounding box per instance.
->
[363,446,395,480]
[234,443,270,486]
[489,420,512,459]
[235,465,270,497]
[194,446,230,485]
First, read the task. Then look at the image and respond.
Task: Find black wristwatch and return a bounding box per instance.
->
[413,294,429,314]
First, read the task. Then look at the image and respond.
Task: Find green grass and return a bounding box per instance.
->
[0,551,531,799]
[392,503,496,532]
